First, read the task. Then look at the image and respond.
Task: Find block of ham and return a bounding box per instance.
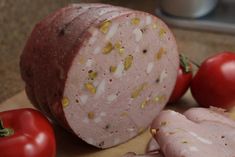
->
[20,3,178,148]
[151,109,235,157]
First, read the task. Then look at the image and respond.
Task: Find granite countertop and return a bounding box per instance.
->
[1,0,235,103]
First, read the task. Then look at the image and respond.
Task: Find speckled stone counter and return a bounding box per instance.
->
[0,0,235,103]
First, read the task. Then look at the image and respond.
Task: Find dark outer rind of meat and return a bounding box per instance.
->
[35,4,113,122]
[20,3,109,123]
[21,3,109,120]
[20,4,132,129]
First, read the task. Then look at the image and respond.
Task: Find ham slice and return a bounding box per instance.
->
[151,109,235,157]
[184,107,235,127]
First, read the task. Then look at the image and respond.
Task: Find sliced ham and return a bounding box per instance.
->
[151,109,235,157]
[184,107,235,127]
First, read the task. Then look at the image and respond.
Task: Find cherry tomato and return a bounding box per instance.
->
[0,108,56,157]
[168,54,193,103]
[190,52,235,109]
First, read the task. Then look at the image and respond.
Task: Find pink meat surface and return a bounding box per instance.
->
[151,109,235,157]
[184,107,235,127]
[20,3,178,148]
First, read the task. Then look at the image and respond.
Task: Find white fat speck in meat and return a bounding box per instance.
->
[95,79,106,98]
[85,59,94,67]
[79,95,88,105]
[82,117,89,124]
[146,16,152,25]
[189,146,199,152]
[135,46,140,53]
[133,28,143,42]
[100,112,106,117]
[94,117,102,123]
[88,29,98,45]
[146,62,154,74]
[114,62,124,78]
[93,46,101,54]
[127,128,135,132]
[159,70,168,83]
[107,94,117,103]
[105,23,118,40]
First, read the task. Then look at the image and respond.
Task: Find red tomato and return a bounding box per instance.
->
[190,52,235,109]
[168,54,193,103]
[0,108,56,157]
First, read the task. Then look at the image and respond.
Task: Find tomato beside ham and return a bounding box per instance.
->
[168,54,193,104]
[190,52,235,110]
[0,108,56,157]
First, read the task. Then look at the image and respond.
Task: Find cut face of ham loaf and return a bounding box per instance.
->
[20,3,178,148]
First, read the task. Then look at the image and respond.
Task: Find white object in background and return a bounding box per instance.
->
[160,0,218,18]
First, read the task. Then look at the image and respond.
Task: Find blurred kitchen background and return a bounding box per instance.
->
[0,0,235,103]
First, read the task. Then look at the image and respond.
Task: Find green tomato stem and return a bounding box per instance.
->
[0,119,14,137]
[180,53,200,73]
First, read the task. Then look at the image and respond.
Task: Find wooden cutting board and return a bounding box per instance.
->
[0,90,197,157]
